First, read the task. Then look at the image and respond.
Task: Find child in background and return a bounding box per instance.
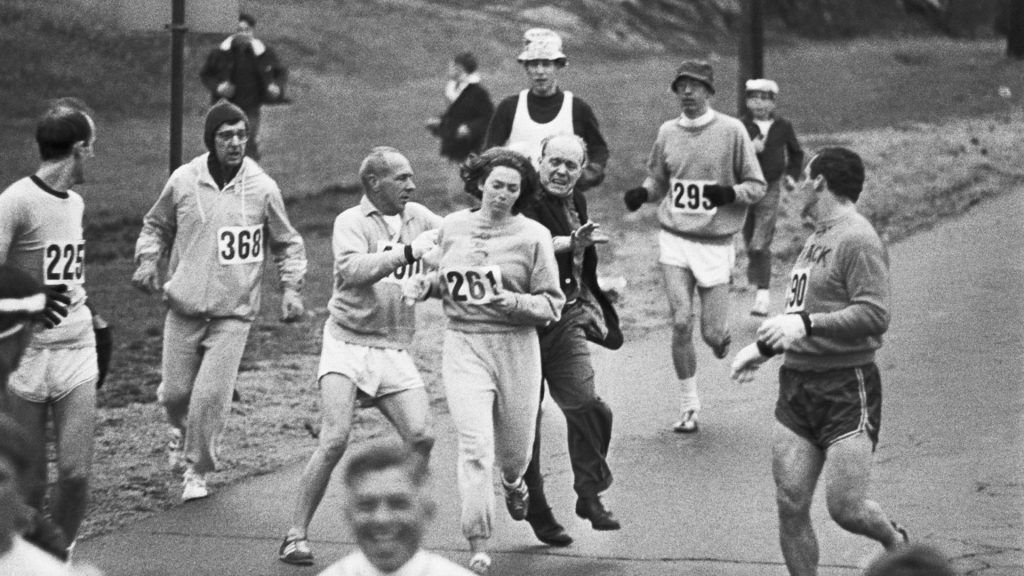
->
[741,79,804,316]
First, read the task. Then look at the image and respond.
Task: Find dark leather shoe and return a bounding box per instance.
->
[526,509,573,547]
[575,497,621,531]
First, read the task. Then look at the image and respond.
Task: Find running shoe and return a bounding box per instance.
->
[672,410,699,433]
[892,521,910,545]
[167,427,185,471]
[468,552,492,575]
[501,477,529,521]
[278,535,314,565]
[181,467,209,502]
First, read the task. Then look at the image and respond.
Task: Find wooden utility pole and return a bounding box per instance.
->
[169,0,187,173]
[737,0,764,115]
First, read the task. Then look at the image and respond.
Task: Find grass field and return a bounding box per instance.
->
[2,1,1023,538]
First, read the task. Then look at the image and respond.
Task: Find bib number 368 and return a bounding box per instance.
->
[218,225,264,265]
[43,241,85,285]
[444,266,502,304]
[784,268,810,313]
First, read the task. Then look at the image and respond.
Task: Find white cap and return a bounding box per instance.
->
[745,78,779,94]
[517,28,567,62]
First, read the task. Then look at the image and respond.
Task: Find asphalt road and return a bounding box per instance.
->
[78,191,1023,575]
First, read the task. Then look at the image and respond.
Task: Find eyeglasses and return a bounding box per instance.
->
[215,129,248,143]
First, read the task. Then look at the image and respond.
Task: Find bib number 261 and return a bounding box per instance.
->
[445,266,502,304]
[218,226,264,265]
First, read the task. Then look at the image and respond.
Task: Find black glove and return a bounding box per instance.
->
[703,184,736,207]
[94,325,113,389]
[41,285,70,328]
[623,186,649,212]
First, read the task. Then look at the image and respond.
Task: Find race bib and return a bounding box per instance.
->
[444,265,502,305]
[378,241,424,283]
[218,225,264,265]
[42,240,85,286]
[669,179,717,215]
[784,267,811,313]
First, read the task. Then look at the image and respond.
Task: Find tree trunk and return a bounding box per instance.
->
[1007,0,1024,58]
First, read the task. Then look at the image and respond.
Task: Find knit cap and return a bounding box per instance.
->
[203,99,248,152]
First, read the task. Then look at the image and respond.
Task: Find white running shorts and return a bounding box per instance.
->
[317,323,424,400]
[658,230,735,288]
[8,345,99,403]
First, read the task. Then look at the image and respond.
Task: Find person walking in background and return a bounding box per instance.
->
[741,78,804,317]
[278,146,441,566]
[315,440,476,576]
[404,148,563,574]
[131,99,307,503]
[731,148,908,576]
[485,28,609,193]
[0,98,101,557]
[622,60,765,433]
[520,134,623,546]
[426,52,494,210]
[200,12,288,160]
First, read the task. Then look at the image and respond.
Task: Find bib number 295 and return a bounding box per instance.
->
[670,179,716,214]
[43,241,85,285]
[218,226,264,265]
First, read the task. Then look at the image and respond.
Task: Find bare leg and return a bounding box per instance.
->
[376,387,435,469]
[660,263,697,380]
[286,373,358,538]
[772,421,825,576]
[824,433,904,550]
[50,381,96,543]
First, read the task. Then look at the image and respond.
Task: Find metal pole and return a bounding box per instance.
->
[737,0,764,116]
[169,0,187,173]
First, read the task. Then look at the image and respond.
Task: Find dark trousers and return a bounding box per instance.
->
[241,106,262,160]
[525,304,614,515]
[743,177,782,289]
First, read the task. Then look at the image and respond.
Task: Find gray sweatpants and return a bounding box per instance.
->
[157,309,252,474]
[442,327,541,541]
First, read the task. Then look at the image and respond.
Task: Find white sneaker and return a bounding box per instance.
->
[167,427,185,471]
[182,468,209,501]
[751,290,770,317]
[672,410,699,433]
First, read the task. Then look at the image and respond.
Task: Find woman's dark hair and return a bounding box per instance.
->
[460,147,540,215]
[809,147,865,203]
[453,52,478,74]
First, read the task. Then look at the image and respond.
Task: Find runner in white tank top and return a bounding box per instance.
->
[506,89,574,163]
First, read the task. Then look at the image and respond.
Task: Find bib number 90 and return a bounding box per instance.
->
[218,226,264,265]
[43,241,85,285]
[785,268,810,313]
[444,266,502,304]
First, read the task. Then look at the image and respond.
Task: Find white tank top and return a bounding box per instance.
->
[506,89,575,164]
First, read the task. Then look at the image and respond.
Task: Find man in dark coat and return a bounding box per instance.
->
[426,52,494,209]
[520,134,623,547]
[199,12,288,160]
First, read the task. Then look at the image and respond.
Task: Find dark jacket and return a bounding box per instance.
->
[199,36,288,111]
[438,83,494,162]
[742,114,803,182]
[523,191,623,350]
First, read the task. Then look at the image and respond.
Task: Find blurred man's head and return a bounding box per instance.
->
[538,134,587,199]
[863,545,956,576]
[342,441,434,573]
[236,12,256,39]
[359,147,416,216]
[449,52,478,80]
